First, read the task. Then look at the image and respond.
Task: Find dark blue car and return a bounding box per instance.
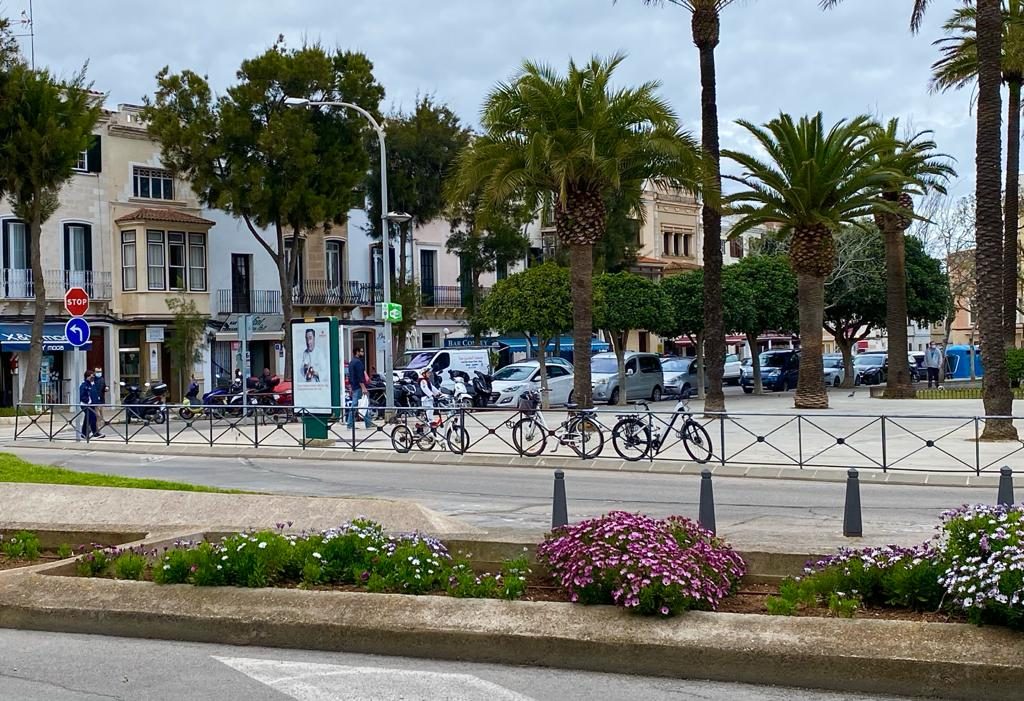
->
[741,350,800,394]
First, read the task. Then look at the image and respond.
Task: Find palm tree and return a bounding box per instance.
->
[449,55,701,408]
[819,0,933,33]
[723,113,906,409]
[931,0,1024,347]
[637,0,741,413]
[871,120,955,399]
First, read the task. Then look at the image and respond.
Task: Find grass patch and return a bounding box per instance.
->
[1,407,39,417]
[0,452,243,493]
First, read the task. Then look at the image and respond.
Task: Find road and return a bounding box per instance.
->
[0,629,921,701]
[6,445,987,549]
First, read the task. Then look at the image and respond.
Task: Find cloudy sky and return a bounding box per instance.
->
[13,0,981,198]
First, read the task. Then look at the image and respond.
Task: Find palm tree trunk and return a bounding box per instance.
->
[21,202,45,405]
[883,227,915,398]
[694,10,726,414]
[794,272,828,409]
[977,0,1017,438]
[746,331,763,394]
[569,243,594,408]
[537,343,550,410]
[1004,77,1022,348]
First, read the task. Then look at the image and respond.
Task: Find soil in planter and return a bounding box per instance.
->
[0,547,84,572]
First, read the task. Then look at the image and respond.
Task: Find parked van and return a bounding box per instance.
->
[591,351,664,404]
[395,347,491,390]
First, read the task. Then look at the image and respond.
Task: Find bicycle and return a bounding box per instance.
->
[609,391,712,463]
[390,394,469,454]
[508,390,604,459]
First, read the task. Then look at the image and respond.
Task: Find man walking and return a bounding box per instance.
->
[925,343,943,389]
[92,367,107,428]
[79,370,102,439]
[346,347,373,429]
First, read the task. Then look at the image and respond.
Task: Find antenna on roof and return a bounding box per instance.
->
[14,1,35,69]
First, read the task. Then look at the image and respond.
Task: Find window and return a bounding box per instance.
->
[74,136,101,173]
[188,233,206,291]
[639,355,661,374]
[420,249,436,305]
[663,231,671,256]
[730,238,744,259]
[285,239,305,287]
[133,166,174,200]
[547,366,570,378]
[147,230,165,290]
[2,219,29,298]
[626,358,638,374]
[684,234,693,258]
[168,232,186,290]
[421,333,439,349]
[75,151,88,171]
[121,231,137,291]
[64,223,92,291]
[674,234,682,257]
[325,240,343,291]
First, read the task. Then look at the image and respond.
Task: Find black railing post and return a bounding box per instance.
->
[797,414,803,468]
[843,468,863,538]
[253,402,260,447]
[165,406,170,446]
[997,466,1015,506]
[698,469,716,535]
[975,417,982,476]
[880,416,887,473]
[49,404,54,439]
[718,413,726,466]
[552,469,568,528]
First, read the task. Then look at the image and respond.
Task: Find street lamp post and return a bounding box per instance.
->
[284,96,410,411]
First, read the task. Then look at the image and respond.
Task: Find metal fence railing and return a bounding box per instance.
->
[14,403,1024,475]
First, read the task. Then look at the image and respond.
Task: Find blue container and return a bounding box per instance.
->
[944,345,983,380]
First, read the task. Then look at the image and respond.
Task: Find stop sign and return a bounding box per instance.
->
[64,287,89,316]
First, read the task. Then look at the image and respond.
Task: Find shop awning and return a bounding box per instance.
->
[0,323,93,351]
[497,335,610,353]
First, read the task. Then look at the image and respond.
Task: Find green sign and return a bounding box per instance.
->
[379,302,403,322]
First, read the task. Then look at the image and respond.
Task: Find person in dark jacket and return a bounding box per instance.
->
[79,370,102,439]
[346,347,372,428]
[92,367,107,426]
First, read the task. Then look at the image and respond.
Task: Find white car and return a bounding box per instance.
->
[489,361,574,407]
[723,353,742,385]
[823,355,845,387]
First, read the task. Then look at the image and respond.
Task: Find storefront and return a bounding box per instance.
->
[211,313,285,388]
[0,322,109,406]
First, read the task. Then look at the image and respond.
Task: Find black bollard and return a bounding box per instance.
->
[997,466,1015,506]
[843,468,863,538]
[698,469,717,535]
[552,470,568,529]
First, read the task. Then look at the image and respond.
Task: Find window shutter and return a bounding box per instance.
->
[86,135,102,173]
[63,225,70,272]
[84,225,93,271]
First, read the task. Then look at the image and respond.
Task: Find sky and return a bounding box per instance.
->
[10,0,983,200]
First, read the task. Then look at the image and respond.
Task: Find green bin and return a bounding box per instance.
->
[303,414,329,440]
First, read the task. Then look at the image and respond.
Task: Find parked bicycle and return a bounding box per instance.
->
[609,391,712,463]
[390,394,469,454]
[508,390,604,459]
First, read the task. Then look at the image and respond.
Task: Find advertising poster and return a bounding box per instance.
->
[292,320,331,411]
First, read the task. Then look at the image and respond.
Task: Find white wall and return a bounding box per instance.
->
[204,210,280,296]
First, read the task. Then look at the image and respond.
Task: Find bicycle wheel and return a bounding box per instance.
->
[682,419,713,464]
[446,422,470,454]
[569,416,605,459]
[390,425,414,453]
[611,417,652,462]
[511,417,546,457]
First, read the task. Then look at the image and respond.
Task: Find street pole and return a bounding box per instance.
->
[377,126,395,412]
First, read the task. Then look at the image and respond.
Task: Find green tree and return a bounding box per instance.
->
[869,120,954,399]
[366,96,471,357]
[660,270,706,396]
[930,0,1024,346]
[723,113,907,409]
[476,263,572,408]
[0,63,100,404]
[594,272,674,405]
[636,0,745,415]
[723,256,798,394]
[164,296,208,400]
[143,40,384,377]
[450,54,701,408]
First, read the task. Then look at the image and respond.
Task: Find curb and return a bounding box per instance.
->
[0,570,1020,700]
[5,438,1001,488]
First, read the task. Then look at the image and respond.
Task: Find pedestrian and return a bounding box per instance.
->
[925,343,942,389]
[79,370,102,439]
[92,367,107,428]
[346,346,373,429]
[419,367,442,428]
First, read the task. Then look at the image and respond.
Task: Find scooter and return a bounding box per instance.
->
[179,376,232,420]
[448,370,475,409]
[472,371,493,407]
[121,381,169,424]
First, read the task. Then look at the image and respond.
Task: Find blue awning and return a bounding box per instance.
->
[0,323,93,351]
[497,335,610,353]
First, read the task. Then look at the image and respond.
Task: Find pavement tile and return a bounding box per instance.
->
[922,473,971,487]
[743,466,783,479]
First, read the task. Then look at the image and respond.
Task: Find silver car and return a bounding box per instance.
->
[823,355,845,387]
[591,352,665,404]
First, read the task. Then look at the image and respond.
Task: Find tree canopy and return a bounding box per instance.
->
[477,262,571,343]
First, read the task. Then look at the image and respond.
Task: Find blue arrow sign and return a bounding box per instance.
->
[64,317,91,348]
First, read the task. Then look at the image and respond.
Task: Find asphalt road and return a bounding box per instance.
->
[6,445,987,549]
[0,629,922,701]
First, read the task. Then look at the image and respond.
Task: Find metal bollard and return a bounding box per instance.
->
[843,468,863,538]
[552,469,568,529]
[698,469,716,535]
[997,466,1015,506]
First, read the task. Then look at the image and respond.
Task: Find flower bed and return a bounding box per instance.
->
[74,519,536,602]
[1,530,81,571]
[537,511,746,616]
[766,503,1024,628]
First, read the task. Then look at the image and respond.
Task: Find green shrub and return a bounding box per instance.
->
[75,548,110,577]
[1,531,41,560]
[1006,348,1024,385]
[112,551,147,580]
[55,543,73,559]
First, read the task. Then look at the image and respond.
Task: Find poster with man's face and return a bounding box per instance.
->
[292,321,331,410]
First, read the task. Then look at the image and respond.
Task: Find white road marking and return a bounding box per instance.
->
[213,656,537,701]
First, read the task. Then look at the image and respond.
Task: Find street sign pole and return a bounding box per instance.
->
[240,313,250,415]
[64,288,91,441]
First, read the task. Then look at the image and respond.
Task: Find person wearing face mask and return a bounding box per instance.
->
[79,370,102,439]
[92,367,107,427]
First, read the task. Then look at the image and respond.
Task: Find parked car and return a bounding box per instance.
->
[489,360,574,407]
[591,352,664,404]
[541,356,573,371]
[823,355,845,387]
[739,357,753,381]
[853,353,887,385]
[723,353,742,385]
[395,347,491,391]
[741,350,800,394]
[661,356,700,397]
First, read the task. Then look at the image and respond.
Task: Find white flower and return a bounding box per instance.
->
[221,555,228,561]
[312,552,322,560]
[258,542,268,550]
[162,564,170,570]
[216,565,222,570]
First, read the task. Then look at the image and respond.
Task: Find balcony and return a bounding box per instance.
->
[420,285,489,308]
[0,269,112,300]
[216,289,283,316]
[292,279,382,307]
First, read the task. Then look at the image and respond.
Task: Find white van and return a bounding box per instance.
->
[395,347,491,390]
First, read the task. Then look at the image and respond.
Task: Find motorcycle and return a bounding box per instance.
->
[448,370,475,409]
[120,380,169,424]
[224,376,260,418]
[392,371,422,419]
[179,376,232,420]
[472,371,493,408]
